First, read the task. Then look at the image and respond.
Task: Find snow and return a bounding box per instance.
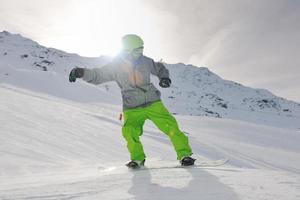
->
[1,85,299,199]
[0,31,300,199]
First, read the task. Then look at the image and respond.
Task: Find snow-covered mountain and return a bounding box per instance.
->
[1,31,300,199]
[1,31,299,129]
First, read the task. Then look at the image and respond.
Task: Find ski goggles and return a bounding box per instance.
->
[123,47,144,58]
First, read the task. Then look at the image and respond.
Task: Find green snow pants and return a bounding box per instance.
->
[122,101,192,161]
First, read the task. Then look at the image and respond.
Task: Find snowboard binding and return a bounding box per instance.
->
[180,156,196,166]
[126,159,145,169]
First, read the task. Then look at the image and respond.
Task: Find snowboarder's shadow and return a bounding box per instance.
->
[128,168,239,200]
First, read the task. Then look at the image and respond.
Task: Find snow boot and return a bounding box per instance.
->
[126,159,145,169]
[180,156,196,166]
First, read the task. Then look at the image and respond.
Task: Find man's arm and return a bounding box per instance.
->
[150,61,169,79]
[82,63,116,85]
[150,61,171,88]
[69,62,116,85]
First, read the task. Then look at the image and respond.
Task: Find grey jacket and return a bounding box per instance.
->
[82,55,169,110]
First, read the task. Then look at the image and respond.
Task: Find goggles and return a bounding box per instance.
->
[123,47,144,58]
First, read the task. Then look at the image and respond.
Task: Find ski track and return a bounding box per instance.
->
[1,85,300,199]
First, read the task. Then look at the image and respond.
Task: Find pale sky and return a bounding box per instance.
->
[0,0,299,102]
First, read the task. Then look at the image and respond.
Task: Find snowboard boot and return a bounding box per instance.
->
[180,156,196,166]
[126,159,145,169]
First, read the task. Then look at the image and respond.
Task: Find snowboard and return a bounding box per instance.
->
[136,158,229,171]
[98,159,229,172]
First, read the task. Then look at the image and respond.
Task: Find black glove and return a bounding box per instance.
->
[69,67,84,82]
[159,78,171,88]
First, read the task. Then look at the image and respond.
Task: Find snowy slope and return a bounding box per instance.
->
[0,31,299,129]
[0,85,299,200]
[0,31,300,199]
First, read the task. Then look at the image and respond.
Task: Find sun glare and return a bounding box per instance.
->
[54,0,158,57]
[36,0,165,59]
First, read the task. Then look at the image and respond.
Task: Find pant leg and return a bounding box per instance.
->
[146,101,193,160]
[122,108,147,161]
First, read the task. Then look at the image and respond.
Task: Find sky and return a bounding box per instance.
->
[0,0,299,102]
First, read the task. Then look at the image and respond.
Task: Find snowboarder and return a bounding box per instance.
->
[69,34,195,168]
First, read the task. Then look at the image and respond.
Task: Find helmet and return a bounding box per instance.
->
[122,34,144,51]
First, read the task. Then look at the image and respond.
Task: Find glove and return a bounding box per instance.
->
[159,78,171,88]
[69,67,84,82]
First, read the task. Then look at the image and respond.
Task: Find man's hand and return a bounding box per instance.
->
[69,67,84,82]
[159,78,171,88]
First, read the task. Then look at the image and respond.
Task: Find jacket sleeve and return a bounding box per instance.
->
[150,60,170,80]
[82,63,116,85]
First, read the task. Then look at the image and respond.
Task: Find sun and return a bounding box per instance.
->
[39,0,162,58]
[70,0,149,57]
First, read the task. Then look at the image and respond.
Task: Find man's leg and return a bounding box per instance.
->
[122,108,147,161]
[146,101,193,160]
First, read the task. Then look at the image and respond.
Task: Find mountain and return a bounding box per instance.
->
[0,30,300,129]
[0,31,300,199]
